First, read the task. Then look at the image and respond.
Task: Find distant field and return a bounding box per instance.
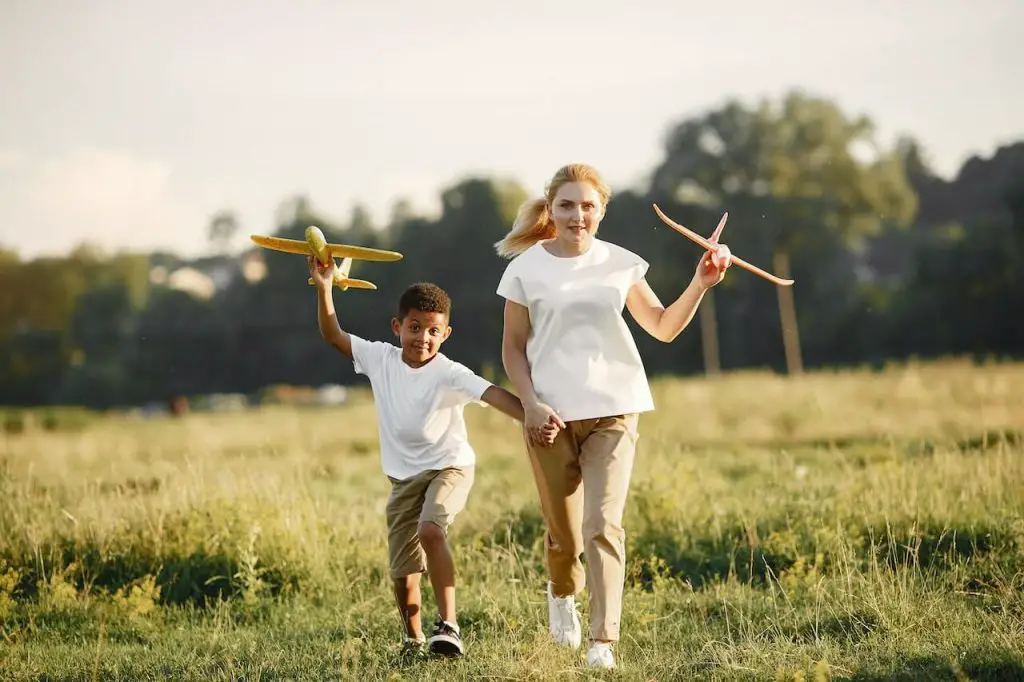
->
[2,358,1023,680]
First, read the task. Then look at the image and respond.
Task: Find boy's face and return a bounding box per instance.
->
[391,308,452,366]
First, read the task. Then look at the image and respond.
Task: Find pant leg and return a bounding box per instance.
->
[420,466,475,532]
[579,414,640,642]
[385,471,434,579]
[523,422,586,598]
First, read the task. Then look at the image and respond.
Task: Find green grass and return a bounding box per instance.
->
[2,358,1023,680]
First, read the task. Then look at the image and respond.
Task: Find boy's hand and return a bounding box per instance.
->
[308,256,337,289]
[538,419,560,446]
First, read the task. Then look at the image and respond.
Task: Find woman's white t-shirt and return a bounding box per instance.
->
[496,238,655,423]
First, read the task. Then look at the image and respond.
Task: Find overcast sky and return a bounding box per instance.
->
[1,0,1020,259]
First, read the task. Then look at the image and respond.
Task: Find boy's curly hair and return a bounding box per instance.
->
[398,282,451,320]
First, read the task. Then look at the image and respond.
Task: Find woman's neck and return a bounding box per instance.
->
[543,235,593,258]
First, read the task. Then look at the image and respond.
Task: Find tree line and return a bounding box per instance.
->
[2,90,1022,409]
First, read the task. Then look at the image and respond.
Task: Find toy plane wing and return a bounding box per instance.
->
[249,235,403,262]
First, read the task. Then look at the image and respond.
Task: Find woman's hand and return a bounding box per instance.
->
[694,244,731,290]
[525,399,565,447]
[693,213,732,290]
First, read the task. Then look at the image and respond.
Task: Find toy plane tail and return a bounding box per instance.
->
[337,278,376,290]
[338,257,353,278]
[306,276,377,290]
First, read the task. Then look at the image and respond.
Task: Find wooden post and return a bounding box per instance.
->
[774,250,803,375]
[699,288,721,376]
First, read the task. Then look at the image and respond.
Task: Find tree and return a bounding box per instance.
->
[273,196,314,232]
[1005,175,1024,249]
[344,203,377,245]
[208,210,239,254]
[896,135,935,181]
[389,198,416,227]
[650,90,918,374]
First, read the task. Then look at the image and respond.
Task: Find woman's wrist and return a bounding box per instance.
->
[690,272,708,293]
[522,394,542,411]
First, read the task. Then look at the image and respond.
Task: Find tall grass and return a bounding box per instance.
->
[1,358,1023,680]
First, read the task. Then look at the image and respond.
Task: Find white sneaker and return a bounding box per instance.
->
[587,642,616,669]
[546,582,582,649]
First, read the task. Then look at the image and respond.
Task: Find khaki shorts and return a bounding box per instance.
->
[385,466,475,579]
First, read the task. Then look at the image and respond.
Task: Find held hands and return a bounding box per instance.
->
[524,399,564,448]
[308,256,337,290]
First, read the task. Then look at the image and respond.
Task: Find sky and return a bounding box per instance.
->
[1,0,1021,260]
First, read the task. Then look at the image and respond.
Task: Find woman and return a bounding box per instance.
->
[494,163,730,669]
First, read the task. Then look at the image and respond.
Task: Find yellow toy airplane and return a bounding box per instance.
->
[250,225,403,291]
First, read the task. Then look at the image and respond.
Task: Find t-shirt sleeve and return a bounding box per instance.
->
[350,334,388,377]
[628,250,650,286]
[446,361,494,406]
[495,259,528,306]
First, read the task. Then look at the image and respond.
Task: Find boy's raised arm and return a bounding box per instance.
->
[310,257,352,359]
[316,287,352,358]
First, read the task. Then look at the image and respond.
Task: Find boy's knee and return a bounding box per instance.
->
[392,571,421,588]
[417,520,447,547]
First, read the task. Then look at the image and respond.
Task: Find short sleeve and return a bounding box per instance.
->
[496,259,528,306]
[446,361,493,405]
[631,253,650,286]
[622,247,649,286]
[350,334,388,377]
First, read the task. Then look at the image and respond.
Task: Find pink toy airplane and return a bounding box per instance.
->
[652,204,794,286]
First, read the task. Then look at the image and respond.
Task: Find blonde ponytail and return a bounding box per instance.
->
[494,163,612,259]
[494,197,555,258]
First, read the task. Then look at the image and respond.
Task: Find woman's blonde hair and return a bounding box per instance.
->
[494,163,612,259]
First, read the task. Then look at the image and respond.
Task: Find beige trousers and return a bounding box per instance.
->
[524,413,639,642]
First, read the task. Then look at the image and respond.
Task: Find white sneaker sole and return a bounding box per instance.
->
[428,633,464,657]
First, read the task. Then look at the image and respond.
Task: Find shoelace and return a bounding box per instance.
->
[434,619,459,636]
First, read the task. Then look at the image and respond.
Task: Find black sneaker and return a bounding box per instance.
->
[401,636,425,654]
[398,636,425,662]
[427,618,463,657]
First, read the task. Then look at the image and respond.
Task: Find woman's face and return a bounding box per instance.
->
[549,181,604,249]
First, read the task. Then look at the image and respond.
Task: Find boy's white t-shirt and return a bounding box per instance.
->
[350,334,493,481]
[496,238,655,423]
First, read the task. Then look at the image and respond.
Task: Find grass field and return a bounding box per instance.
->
[2,358,1023,681]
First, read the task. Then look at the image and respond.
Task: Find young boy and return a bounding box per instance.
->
[308,256,552,657]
